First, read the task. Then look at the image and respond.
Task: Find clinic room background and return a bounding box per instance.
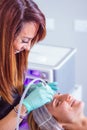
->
[33,0,87,115]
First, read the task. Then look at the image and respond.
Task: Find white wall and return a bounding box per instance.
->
[34,0,87,115]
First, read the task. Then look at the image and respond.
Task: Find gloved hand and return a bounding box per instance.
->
[26,82,58,94]
[23,82,58,113]
[48,82,58,91]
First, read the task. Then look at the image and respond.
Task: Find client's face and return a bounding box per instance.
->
[46,94,84,124]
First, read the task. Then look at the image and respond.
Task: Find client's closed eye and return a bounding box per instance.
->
[53,99,62,107]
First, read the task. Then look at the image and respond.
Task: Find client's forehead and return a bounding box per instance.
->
[46,94,74,108]
[54,94,72,99]
[54,94,66,99]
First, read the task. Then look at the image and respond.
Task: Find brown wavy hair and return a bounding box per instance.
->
[0,0,46,104]
[28,112,41,130]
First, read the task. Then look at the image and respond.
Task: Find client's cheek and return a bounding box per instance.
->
[46,104,54,115]
[54,103,75,123]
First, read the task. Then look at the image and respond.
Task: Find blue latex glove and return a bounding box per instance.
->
[48,82,58,91]
[25,82,58,94]
[23,82,58,113]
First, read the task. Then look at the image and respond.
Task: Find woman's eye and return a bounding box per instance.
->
[22,40,29,43]
[57,101,62,106]
[55,99,62,107]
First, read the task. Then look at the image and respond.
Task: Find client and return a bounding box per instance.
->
[28,93,87,130]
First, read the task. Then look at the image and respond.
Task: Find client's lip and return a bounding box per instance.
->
[71,100,76,107]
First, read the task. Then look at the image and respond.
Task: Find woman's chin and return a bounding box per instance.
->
[79,101,85,111]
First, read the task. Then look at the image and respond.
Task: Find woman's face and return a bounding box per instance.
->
[46,94,84,124]
[13,22,39,54]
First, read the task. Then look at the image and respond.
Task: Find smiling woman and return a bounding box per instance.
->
[0,0,46,105]
[13,22,39,54]
[28,94,87,130]
[0,0,47,129]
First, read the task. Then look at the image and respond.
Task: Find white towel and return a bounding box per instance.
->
[32,105,64,130]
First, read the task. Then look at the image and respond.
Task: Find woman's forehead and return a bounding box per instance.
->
[19,22,39,37]
[54,94,67,99]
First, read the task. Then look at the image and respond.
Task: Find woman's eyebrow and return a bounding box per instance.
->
[22,36,33,40]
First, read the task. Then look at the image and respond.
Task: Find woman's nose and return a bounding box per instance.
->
[66,95,73,102]
[24,44,31,51]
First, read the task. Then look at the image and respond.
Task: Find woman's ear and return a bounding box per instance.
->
[60,122,69,129]
[62,122,78,130]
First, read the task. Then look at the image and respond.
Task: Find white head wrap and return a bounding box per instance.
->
[32,105,64,130]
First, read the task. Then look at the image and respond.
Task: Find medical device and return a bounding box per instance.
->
[25,44,77,94]
[16,78,51,130]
